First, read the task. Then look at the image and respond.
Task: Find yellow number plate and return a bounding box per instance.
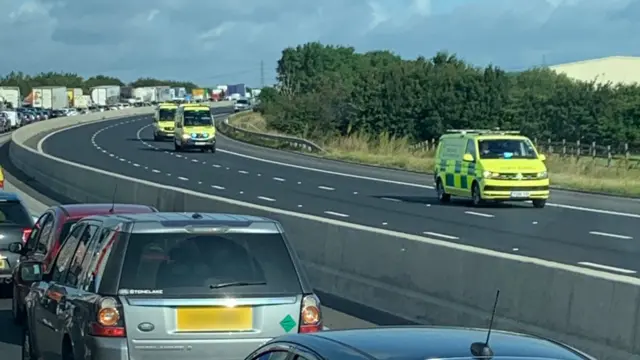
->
[176,307,252,332]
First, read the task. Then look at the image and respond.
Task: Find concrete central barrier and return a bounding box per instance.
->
[8,105,640,360]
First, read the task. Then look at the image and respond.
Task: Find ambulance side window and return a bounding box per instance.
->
[465,139,477,160]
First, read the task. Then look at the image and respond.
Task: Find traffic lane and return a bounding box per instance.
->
[44,118,640,275]
[217,132,640,215]
[124,120,640,255]
[0,298,22,360]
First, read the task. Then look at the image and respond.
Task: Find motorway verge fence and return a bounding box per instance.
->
[217,111,325,153]
[8,110,640,360]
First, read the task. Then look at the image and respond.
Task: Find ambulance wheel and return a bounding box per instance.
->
[210,145,216,153]
[174,142,182,152]
[532,199,546,208]
[471,182,484,206]
[153,134,160,141]
[436,179,450,203]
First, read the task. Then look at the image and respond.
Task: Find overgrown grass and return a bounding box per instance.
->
[226,112,640,197]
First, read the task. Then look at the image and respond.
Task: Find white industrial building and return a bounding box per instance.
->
[548,56,640,85]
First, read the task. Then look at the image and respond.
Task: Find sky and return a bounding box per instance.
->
[1,0,639,87]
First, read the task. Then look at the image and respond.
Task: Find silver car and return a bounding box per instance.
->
[19,212,323,360]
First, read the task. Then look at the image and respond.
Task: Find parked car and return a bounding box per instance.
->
[8,203,157,324]
[0,192,34,296]
[17,212,321,360]
[244,326,597,360]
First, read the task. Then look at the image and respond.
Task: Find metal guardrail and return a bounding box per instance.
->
[217,111,325,153]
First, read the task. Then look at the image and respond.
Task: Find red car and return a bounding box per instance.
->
[8,203,157,324]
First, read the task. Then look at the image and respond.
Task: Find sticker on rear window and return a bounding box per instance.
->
[118,289,164,295]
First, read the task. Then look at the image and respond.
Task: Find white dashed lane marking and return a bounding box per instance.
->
[588,231,633,240]
[324,211,349,218]
[318,186,334,191]
[464,211,495,218]
[257,196,276,202]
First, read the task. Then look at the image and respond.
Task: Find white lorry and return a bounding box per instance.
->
[0,87,21,109]
[32,86,68,109]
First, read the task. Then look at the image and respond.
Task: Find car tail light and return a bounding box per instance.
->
[0,179,4,190]
[299,294,323,333]
[22,228,32,243]
[89,297,126,337]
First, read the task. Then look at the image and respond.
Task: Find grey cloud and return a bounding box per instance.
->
[1,0,640,84]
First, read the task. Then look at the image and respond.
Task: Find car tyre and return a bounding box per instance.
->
[471,182,484,206]
[532,199,546,208]
[436,179,450,203]
[174,141,181,152]
[153,133,160,141]
[210,145,216,154]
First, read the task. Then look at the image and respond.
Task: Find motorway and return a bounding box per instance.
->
[38,115,640,277]
[0,128,375,359]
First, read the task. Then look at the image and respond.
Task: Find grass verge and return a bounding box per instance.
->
[224,112,640,197]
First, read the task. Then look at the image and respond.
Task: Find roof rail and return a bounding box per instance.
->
[446,129,521,135]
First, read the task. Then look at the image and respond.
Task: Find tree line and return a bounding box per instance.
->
[257,42,640,151]
[0,71,200,97]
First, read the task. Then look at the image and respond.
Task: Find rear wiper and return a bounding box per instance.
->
[209,281,266,289]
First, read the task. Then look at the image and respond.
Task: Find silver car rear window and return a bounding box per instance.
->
[118,233,302,297]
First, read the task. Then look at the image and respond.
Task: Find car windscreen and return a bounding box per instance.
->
[478,139,538,159]
[158,108,176,121]
[118,232,302,297]
[183,110,212,126]
[236,99,248,104]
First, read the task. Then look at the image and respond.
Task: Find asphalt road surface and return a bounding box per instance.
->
[40,116,640,276]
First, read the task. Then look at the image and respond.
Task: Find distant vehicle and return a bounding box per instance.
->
[234,98,251,112]
[174,104,216,153]
[18,212,321,360]
[244,326,596,360]
[8,203,157,324]
[0,192,34,296]
[153,102,178,141]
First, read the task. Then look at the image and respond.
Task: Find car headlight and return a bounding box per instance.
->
[537,171,548,179]
[181,134,190,139]
[482,171,499,179]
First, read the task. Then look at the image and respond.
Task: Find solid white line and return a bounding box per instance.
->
[577,262,636,274]
[464,211,495,218]
[273,177,285,182]
[381,197,401,202]
[423,231,459,240]
[178,176,189,181]
[588,231,633,240]
[257,196,275,202]
[318,186,334,191]
[211,185,225,190]
[324,211,349,218]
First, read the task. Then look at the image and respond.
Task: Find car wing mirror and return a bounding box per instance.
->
[462,153,475,162]
[8,242,23,254]
[538,154,546,161]
[18,261,44,283]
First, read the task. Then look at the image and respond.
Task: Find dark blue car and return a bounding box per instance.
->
[244,326,595,360]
